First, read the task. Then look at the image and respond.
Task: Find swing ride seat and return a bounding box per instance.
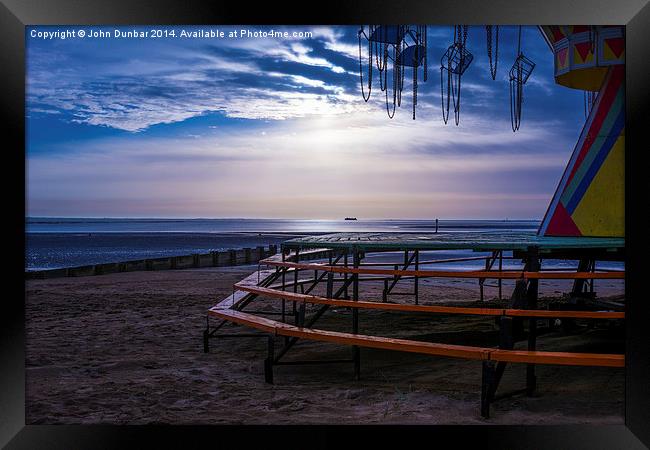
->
[368,25,403,45]
[396,44,426,67]
[509,53,536,84]
[441,43,473,75]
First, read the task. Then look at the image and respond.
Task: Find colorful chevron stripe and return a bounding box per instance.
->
[539,65,625,237]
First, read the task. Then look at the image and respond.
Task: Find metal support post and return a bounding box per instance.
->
[498,251,503,300]
[344,252,349,300]
[481,360,496,418]
[414,250,420,305]
[293,249,299,324]
[353,249,360,380]
[525,247,540,396]
[203,316,210,353]
[327,251,334,298]
[264,335,275,384]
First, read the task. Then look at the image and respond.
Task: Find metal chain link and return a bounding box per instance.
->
[487,25,499,80]
[423,26,428,82]
[358,26,372,102]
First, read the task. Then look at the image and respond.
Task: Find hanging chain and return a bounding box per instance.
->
[486,25,499,80]
[454,25,468,125]
[454,64,462,125]
[413,59,417,119]
[510,78,517,131]
[487,25,492,69]
[397,35,405,106]
[510,26,524,131]
[589,26,599,65]
[441,67,447,123]
[386,43,397,118]
[376,40,384,91]
[374,40,381,71]
[442,26,455,124]
[510,75,523,131]
[375,42,388,91]
[358,26,372,102]
[584,90,597,119]
[423,25,428,82]
[494,26,499,78]
[441,54,453,125]
[412,26,421,119]
[380,43,388,92]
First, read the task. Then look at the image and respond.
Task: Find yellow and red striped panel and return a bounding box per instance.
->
[539,26,624,91]
[539,65,624,237]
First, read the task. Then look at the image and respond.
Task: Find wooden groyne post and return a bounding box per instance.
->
[26,244,287,279]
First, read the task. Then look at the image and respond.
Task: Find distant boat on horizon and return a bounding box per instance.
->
[344,217,358,221]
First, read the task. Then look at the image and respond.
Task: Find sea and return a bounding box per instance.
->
[25,218,623,272]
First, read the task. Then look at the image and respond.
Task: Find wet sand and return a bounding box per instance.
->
[25,266,625,424]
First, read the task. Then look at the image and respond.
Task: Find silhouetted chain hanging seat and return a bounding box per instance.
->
[395,25,428,119]
[509,26,536,132]
[440,25,473,125]
[359,25,537,130]
[358,25,428,119]
[370,25,404,93]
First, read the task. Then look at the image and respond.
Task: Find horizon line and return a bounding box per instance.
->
[26,216,543,221]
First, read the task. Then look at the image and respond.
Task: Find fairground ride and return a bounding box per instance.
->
[204,25,625,419]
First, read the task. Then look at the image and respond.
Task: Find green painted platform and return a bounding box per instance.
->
[282,232,625,254]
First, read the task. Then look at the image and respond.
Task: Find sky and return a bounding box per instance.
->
[26,25,588,220]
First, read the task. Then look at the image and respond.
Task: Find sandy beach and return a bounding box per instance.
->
[25,265,625,425]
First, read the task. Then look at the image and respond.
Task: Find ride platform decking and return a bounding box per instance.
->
[282,231,624,258]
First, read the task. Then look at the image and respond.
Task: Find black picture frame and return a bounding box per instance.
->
[3,0,649,448]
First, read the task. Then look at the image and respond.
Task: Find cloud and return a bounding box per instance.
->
[27,65,358,131]
[27,25,575,134]
[27,108,571,218]
[27,26,359,131]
